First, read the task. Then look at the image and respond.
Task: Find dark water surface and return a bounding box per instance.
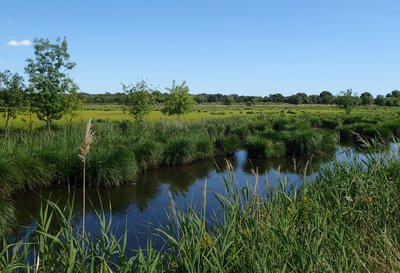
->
[10,144,399,249]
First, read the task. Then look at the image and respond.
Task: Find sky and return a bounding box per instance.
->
[1,0,400,96]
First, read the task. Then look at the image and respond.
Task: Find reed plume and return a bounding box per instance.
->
[79,118,94,234]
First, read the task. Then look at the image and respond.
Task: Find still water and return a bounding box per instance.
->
[9,144,398,249]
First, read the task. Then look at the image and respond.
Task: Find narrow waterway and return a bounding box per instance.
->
[8,144,399,250]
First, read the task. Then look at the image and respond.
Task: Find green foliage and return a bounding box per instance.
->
[0,70,25,131]
[25,37,79,131]
[195,137,214,159]
[134,139,163,171]
[123,80,154,122]
[335,89,359,114]
[162,136,196,166]
[281,129,338,156]
[245,136,285,158]
[360,92,373,105]
[88,146,139,187]
[162,81,194,118]
[215,136,240,156]
[0,199,15,235]
[2,154,400,271]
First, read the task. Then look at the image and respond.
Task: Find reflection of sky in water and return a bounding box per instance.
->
[10,144,400,250]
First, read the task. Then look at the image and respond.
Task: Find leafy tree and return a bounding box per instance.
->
[195,94,207,104]
[0,70,25,131]
[25,37,79,132]
[162,81,194,119]
[289,95,303,105]
[308,95,319,104]
[388,90,400,98]
[223,95,235,106]
[269,93,284,103]
[319,91,334,104]
[360,92,373,106]
[335,89,358,114]
[122,80,154,123]
[375,95,386,106]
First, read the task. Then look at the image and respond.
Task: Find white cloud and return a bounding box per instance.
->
[6,39,32,47]
[0,60,3,64]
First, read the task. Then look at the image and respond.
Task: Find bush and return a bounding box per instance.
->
[162,136,196,166]
[245,136,285,158]
[134,139,163,171]
[281,129,338,156]
[215,136,240,156]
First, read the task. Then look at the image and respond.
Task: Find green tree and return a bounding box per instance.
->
[287,95,303,105]
[375,95,386,106]
[360,92,373,106]
[335,89,358,114]
[0,70,25,132]
[319,91,334,104]
[223,95,235,106]
[195,94,207,104]
[122,80,154,123]
[25,37,79,132]
[162,81,194,119]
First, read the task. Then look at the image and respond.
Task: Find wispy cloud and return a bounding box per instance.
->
[6,39,32,47]
[0,60,4,64]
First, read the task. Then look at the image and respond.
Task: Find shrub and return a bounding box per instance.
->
[215,136,240,156]
[282,129,338,156]
[87,146,139,187]
[162,136,196,166]
[134,139,163,171]
[245,136,285,158]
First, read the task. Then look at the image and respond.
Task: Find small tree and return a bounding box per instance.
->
[0,70,25,132]
[122,80,154,123]
[25,37,79,132]
[336,89,358,114]
[162,81,194,119]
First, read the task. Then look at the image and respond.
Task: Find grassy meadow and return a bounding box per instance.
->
[1,103,398,129]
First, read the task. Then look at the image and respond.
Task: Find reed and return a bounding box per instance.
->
[1,150,400,271]
[78,119,94,234]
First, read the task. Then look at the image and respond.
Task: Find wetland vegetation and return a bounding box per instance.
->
[1,37,400,272]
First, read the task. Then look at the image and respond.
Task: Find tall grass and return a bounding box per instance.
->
[245,136,285,158]
[0,113,396,195]
[1,151,400,272]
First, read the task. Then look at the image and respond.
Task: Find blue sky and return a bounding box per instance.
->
[1,0,399,96]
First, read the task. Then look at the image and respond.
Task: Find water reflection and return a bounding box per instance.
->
[242,152,334,175]
[6,144,399,247]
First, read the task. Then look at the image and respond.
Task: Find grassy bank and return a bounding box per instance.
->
[1,150,400,272]
[1,111,399,196]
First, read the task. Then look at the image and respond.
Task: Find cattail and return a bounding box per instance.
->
[79,119,94,235]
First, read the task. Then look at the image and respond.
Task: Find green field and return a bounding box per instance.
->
[1,104,398,129]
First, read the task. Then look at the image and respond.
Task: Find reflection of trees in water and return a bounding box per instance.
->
[242,152,335,175]
[134,156,235,211]
[12,155,237,230]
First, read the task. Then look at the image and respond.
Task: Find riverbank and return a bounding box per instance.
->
[0,112,398,196]
[1,148,400,272]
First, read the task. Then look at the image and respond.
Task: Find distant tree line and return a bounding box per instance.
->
[79,89,400,107]
[1,37,400,132]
